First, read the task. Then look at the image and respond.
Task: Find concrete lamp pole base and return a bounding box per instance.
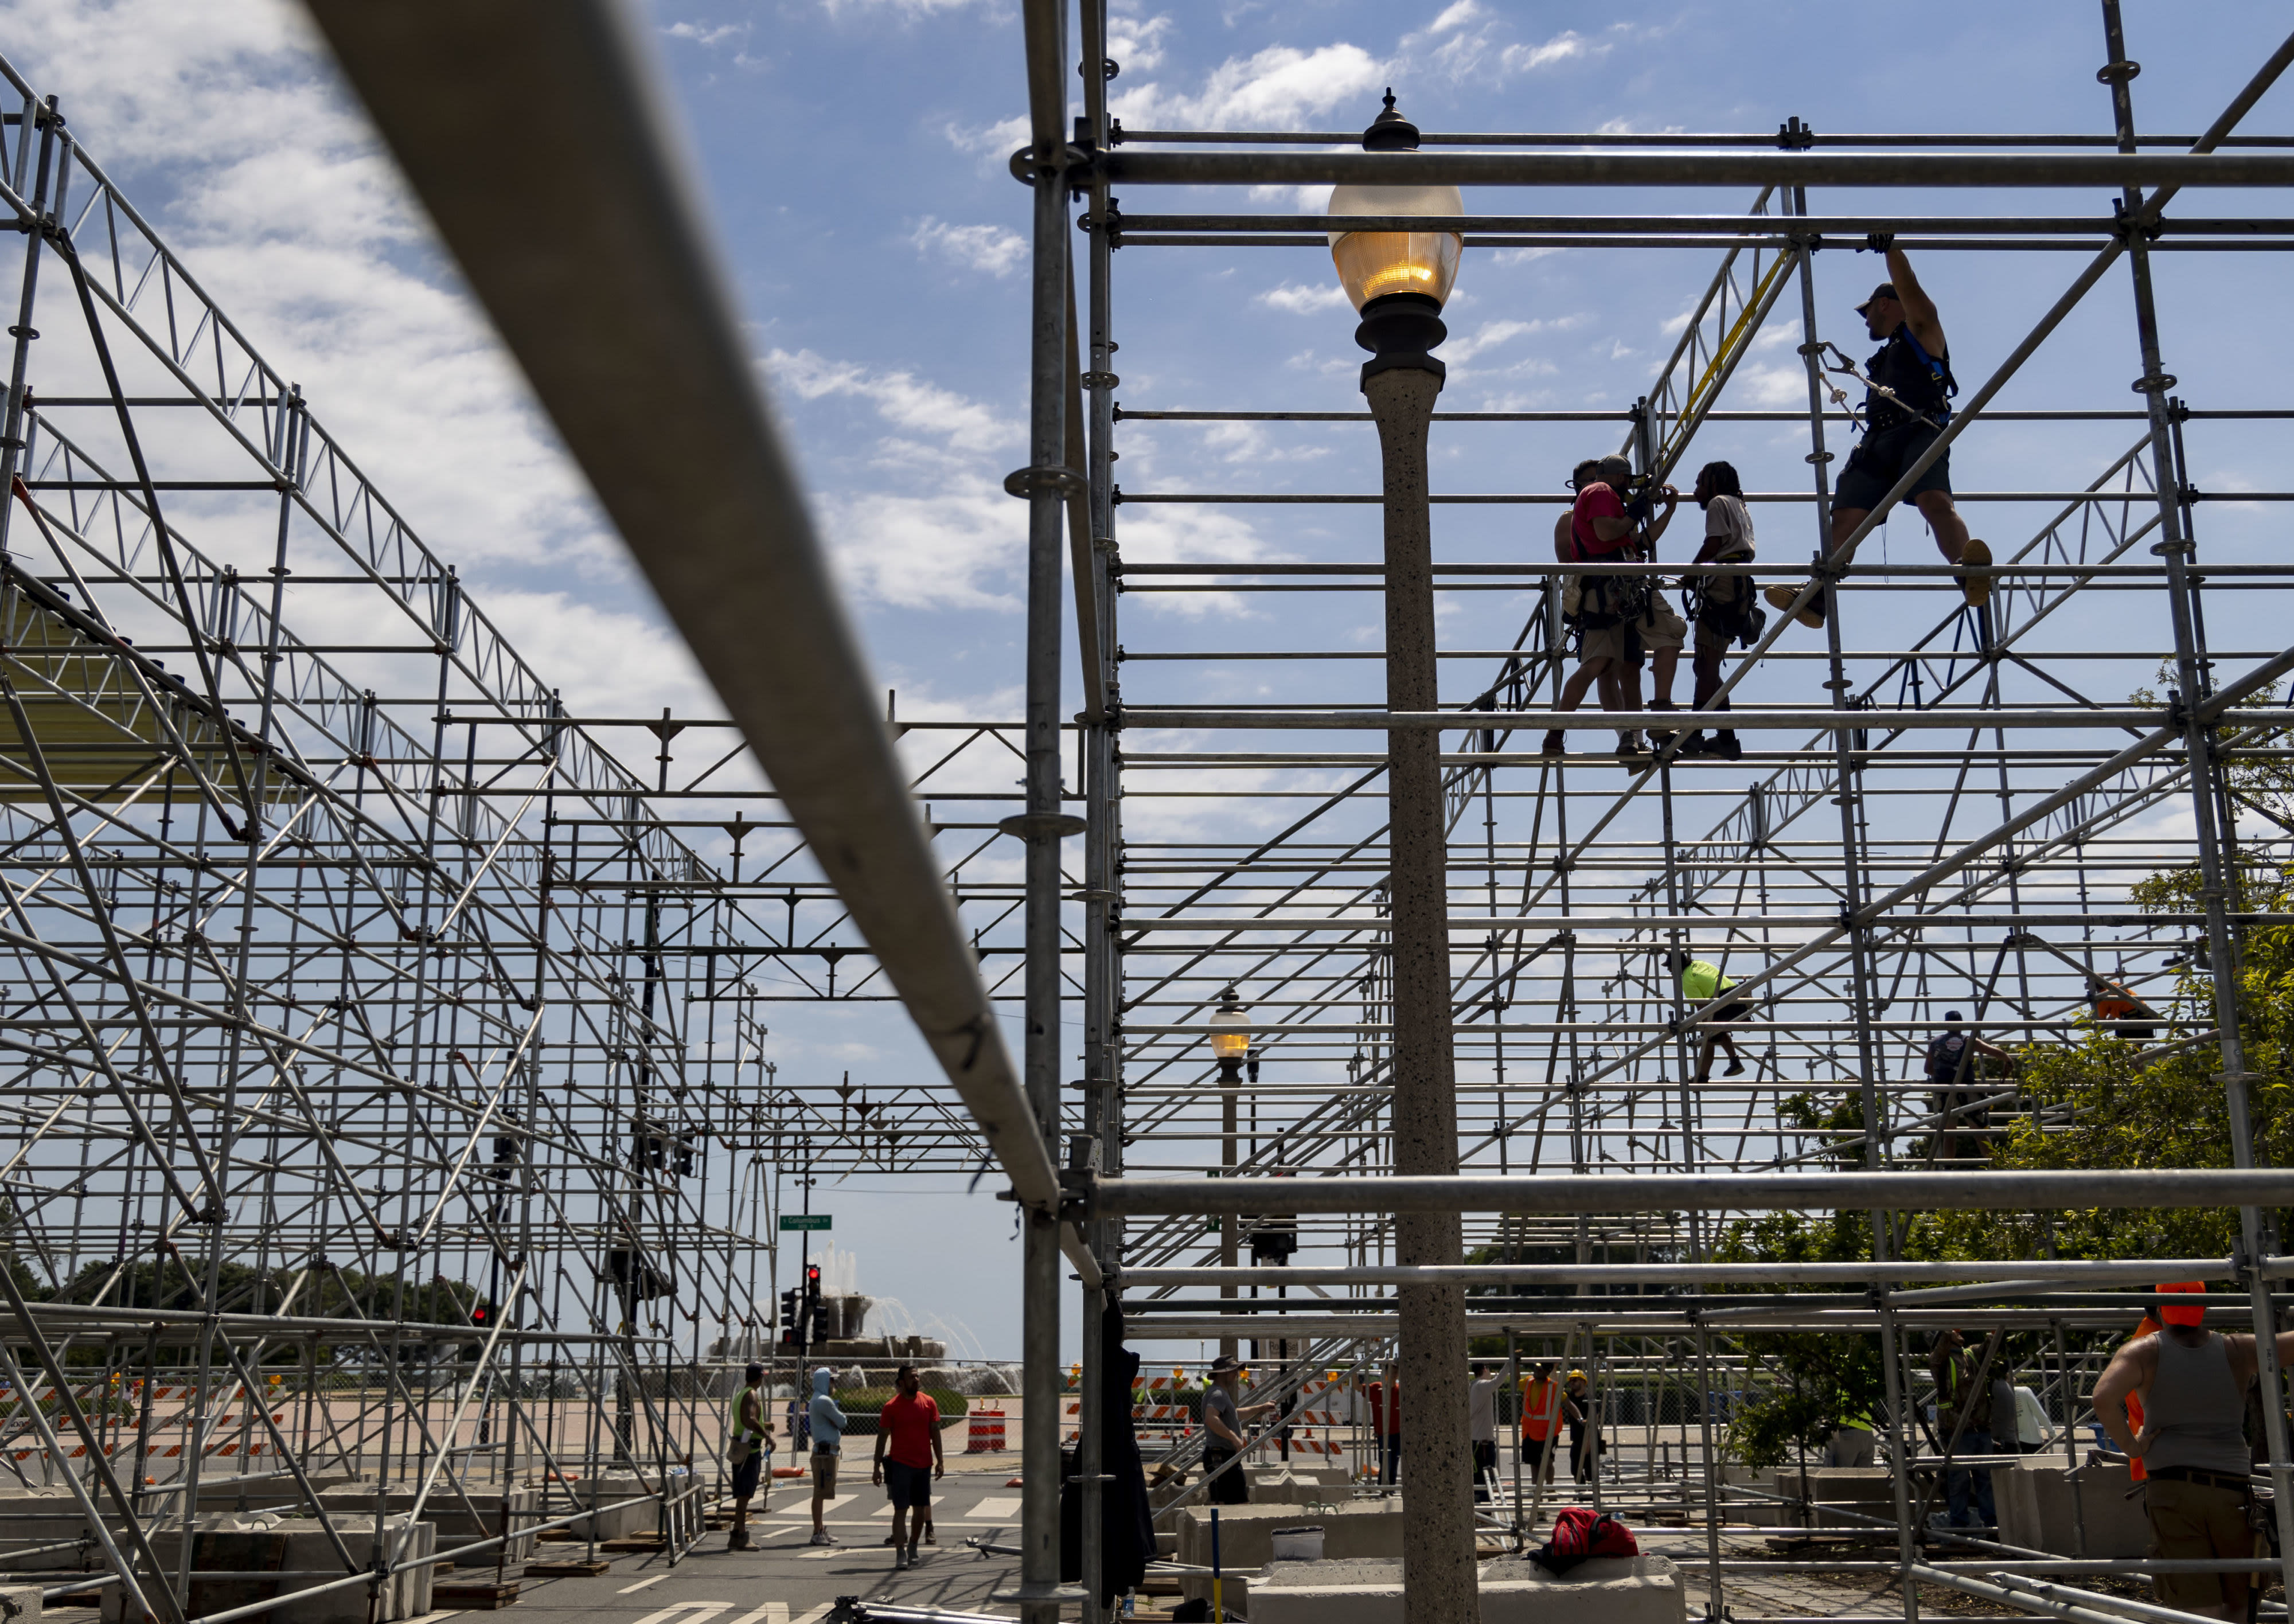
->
[1366,354,1479,1624]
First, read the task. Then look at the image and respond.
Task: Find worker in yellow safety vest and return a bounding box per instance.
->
[727,1361,775,1548]
[1669,951,1754,1082]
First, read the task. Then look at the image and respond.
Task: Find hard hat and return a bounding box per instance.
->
[2158,1281,2207,1326]
[1567,1369,1587,1381]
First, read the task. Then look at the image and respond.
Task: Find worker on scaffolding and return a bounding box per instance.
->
[1924,1011,2014,1164]
[1544,455,1681,758]
[2094,1282,2293,1623]
[2090,973,2163,1042]
[1564,1368,1601,1482]
[1669,950,1751,1080]
[1677,459,1758,760]
[1767,240,1990,631]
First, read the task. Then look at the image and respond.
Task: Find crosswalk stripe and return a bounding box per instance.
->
[633,1605,732,1624]
[618,1574,670,1595]
[725,1605,789,1624]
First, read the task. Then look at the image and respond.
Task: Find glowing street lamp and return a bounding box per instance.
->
[1332,88,1476,1610]
[1328,92,1464,379]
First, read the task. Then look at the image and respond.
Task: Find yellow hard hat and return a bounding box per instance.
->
[1567,1369,1587,1381]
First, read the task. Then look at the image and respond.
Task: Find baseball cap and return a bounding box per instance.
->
[1856,283,1897,317]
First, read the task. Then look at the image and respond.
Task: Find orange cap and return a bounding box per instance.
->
[2158,1281,2207,1326]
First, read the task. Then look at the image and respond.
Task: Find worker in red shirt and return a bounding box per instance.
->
[872,1363,945,1571]
[1365,1363,1402,1485]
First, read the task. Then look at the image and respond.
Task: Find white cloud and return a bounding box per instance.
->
[1112,42,1384,131]
[910,217,1029,279]
[1427,1,1483,34]
[768,349,1017,457]
[1107,10,1173,73]
[1112,508,1292,620]
[1500,30,1604,73]
[661,19,746,49]
[942,114,1031,157]
[1257,282,1352,315]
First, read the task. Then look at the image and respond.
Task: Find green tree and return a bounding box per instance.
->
[1709,1211,1887,1471]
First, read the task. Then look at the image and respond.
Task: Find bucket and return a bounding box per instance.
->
[1269,1525,1324,1563]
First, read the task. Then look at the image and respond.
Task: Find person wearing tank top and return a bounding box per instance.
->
[2093,1283,2294,1621]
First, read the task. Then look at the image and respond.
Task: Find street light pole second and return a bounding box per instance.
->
[1337,90,1478,1624]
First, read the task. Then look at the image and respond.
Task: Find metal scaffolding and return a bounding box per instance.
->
[1,3,2293,1624]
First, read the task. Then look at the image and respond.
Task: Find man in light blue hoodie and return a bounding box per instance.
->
[807,1367,848,1547]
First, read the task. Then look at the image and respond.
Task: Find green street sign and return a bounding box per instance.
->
[779,1213,833,1232]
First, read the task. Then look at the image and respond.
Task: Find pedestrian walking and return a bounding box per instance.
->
[872,1363,944,1571]
[1202,1354,1277,1505]
[2094,1282,2292,1623]
[807,1366,848,1545]
[725,1363,774,1549]
[1928,1328,1997,1528]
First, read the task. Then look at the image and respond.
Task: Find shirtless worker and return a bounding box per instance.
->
[2093,1282,2292,1623]
[1769,240,1989,631]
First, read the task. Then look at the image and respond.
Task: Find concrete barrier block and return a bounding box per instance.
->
[1993,1458,2151,1559]
[1176,1502,1405,1571]
[1765,1467,1897,1531]
[0,1582,40,1622]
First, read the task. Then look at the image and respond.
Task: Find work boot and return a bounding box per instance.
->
[1675,730,1709,756]
[729,1527,752,1551]
[896,1547,911,1571]
[1724,1057,1746,1077]
[1956,538,1992,608]
[907,1542,922,1566]
[1764,583,1825,629]
[1541,729,1565,757]
[924,1527,937,1545]
[1647,702,1679,748]
[1617,731,1645,756]
[1708,730,1742,760]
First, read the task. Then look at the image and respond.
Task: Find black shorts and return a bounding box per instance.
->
[1709,1000,1754,1026]
[885,1458,933,1509]
[732,1450,763,1500]
[1203,1449,1250,1505]
[1836,417,1952,513]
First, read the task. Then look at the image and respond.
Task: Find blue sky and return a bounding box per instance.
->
[5,0,2289,1358]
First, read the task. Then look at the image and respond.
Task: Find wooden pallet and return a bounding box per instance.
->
[524,1557,613,1577]
[600,1536,667,1553]
[434,1580,520,1610]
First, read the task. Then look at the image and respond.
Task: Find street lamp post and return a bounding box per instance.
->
[1330,91,1477,1624]
[1210,989,1250,1361]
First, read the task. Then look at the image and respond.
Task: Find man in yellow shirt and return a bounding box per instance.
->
[1669,951,1753,1082]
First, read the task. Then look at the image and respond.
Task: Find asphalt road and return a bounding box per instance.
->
[461,1461,1030,1624]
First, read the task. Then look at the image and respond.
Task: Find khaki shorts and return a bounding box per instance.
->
[1578,620,1633,667]
[1639,602,1686,653]
[811,1448,840,1494]
[2145,1475,2260,1613]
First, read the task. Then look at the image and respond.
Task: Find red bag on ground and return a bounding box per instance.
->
[1537,1507,1639,1575]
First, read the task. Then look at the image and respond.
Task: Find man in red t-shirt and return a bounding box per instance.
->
[872,1363,945,1570]
[1366,1364,1402,1485]
[1545,456,1680,758]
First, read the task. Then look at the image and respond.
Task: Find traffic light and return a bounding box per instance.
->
[803,1263,825,1344]
[471,1301,496,1328]
[779,1288,801,1346]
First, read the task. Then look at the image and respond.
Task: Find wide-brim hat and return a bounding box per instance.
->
[1208,1354,1243,1376]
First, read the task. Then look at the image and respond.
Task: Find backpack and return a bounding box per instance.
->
[1535,1508,1640,1576]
